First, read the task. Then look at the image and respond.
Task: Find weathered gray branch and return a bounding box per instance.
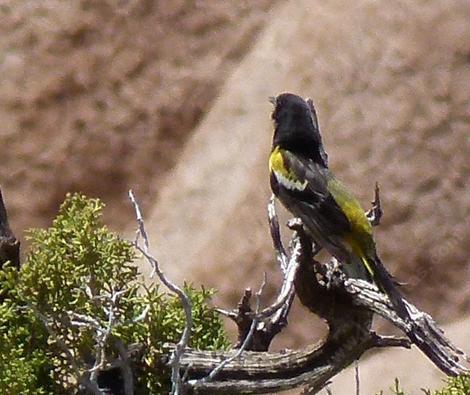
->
[344,278,469,375]
[166,227,400,394]
[366,182,383,226]
[0,188,20,269]
[165,203,468,394]
[170,254,468,393]
[216,198,303,352]
[167,229,384,394]
[129,190,193,395]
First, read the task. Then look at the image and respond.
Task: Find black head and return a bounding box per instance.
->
[271,93,328,166]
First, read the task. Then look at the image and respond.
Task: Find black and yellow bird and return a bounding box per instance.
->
[268,92,409,320]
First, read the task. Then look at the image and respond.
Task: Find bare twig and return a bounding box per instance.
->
[191,275,268,389]
[217,202,304,353]
[129,189,193,395]
[28,305,103,395]
[306,98,320,132]
[255,206,308,329]
[369,333,410,348]
[0,188,20,269]
[66,285,135,395]
[256,217,309,345]
[254,237,300,320]
[128,190,150,270]
[344,278,469,375]
[268,195,288,272]
[229,288,257,349]
[354,361,359,395]
[366,182,382,226]
[215,307,237,320]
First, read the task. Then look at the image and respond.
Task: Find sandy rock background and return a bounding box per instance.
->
[1,0,469,392]
[0,0,276,232]
[327,316,470,395]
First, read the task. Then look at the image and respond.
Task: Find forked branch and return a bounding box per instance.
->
[165,194,468,394]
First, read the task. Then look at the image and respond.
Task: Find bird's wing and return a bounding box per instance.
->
[272,149,352,238]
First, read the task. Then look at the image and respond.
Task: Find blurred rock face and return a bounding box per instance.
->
[277,317,470,395]
[327,317,470,394]
[0,0,276,233]
[1,0,468,368]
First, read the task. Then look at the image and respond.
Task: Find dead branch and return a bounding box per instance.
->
[216,197,301,352]
[28,305,103,395]
[164,223,397,394]
[193,276,268,387]
[164,199,468,394]
[129,190,193,395]
[169,255,468,393]
[344,278,469,375]
[171,250,411,394]
[0,188,20,269]
[366,182,382,226]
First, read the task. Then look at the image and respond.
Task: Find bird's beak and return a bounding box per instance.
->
[268,96,277,106]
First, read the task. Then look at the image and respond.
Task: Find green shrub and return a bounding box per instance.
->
[431,375,470,395]
[378,375,470,395]
[0,193,229,394]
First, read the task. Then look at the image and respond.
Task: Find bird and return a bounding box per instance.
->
[268,92,409,321]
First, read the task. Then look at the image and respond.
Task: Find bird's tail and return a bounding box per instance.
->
[364,254,411,323]
[342,252,410,323]
[342,254,373,282]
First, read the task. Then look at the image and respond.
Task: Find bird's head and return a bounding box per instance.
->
[270,93,328,166]
[270,93,312,125]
